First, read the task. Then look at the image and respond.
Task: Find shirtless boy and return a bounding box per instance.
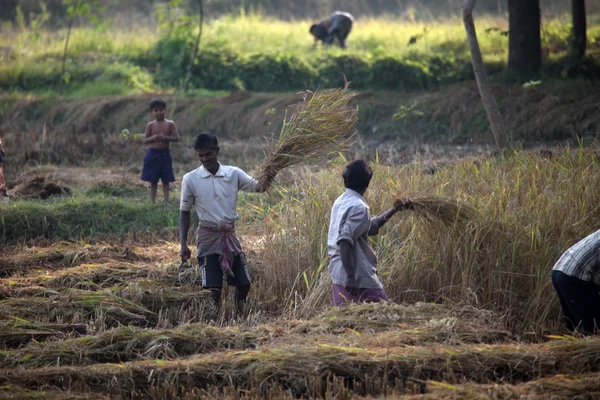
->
[142,98,180,203]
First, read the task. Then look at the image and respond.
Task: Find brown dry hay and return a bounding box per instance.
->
[7,176,71,199]
[407,373,600,400]
[5,338,600,396]
[0,323,265,368]
[1,262,173,291]
[0,318,86,349]
[396,197,478,228]
[0,243,152,278]
[257,85,358,188]
[0,386,107,400]
[0,286,213,330]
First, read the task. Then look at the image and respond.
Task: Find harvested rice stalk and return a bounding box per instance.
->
[0,289,154,329]
[0,317,86,348]
[1,262,168,291]
[396,197,478,228]
[292,302,508,337]
[257,85,358,189]
[2,338,580,396]
[0,286,214,329]
[0,324,265,368]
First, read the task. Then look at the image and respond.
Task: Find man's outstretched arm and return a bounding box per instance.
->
[179,210,191,262]
[368,198,413,236]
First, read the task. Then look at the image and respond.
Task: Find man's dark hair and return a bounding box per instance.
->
[193,132,219,150]
[342,160,373,192]
[149,98,167,111]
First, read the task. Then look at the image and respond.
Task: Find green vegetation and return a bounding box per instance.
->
[0,190,180,243]
[1,14,598,96]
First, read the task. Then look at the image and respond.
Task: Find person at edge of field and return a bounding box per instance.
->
[0,136,6,198]
[309,11,354,49]
[552,228,600,335]
[141,97,179,203]
[179,132,276,319]
[327,159,412,306]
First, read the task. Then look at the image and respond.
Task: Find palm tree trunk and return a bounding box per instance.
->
[462,0,506,151]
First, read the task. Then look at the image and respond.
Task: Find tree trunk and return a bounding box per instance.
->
[183,0,204,93]
[570,0,587,59]
[462,0,506,151]
[60,0,82,94]
[508,0,541,75]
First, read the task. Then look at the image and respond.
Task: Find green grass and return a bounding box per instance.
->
[0,192,181,243]
[0,14,598,95]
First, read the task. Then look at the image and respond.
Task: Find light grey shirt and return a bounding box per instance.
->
[553,228,600,285]
[180,163,260,226]
[327,189,383,290]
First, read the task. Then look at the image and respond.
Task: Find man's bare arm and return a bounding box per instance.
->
[179,211,192,261]
[368,198,413,236]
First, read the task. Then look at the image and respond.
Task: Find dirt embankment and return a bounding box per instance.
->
[1,82,599,180]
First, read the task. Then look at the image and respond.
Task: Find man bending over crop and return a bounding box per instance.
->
[327,160,412,306]
[179,132,275,319]
[552,229,600,335]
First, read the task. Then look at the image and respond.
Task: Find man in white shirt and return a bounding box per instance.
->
[327,159,412,306]
[552,229,600,334]
[179,132,275,317]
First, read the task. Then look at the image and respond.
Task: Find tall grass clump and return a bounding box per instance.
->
[246,148,600,333]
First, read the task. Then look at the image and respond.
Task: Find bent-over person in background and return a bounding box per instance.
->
[327,159,412,306]
[552,229,600,335]
[179,132,275,319]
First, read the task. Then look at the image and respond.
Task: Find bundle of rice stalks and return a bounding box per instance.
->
[257,85,358,189]
[0,317,85,348]
[110,281,213,326]
[3,338,581,396]
[2,262,167,291]
[0,244,149,278]
[421,373,600,399]
[0,289,154,329]
[1,324,265,368]
[291,302,510,342]
[0,386,105,400]
[397,197,478,228]
[8,176,71,199]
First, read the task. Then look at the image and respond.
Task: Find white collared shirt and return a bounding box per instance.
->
[180,163,260,225]
[327,189,383,289]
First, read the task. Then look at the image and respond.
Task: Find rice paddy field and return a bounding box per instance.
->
[2,4,600,398]
[2,145,600,398]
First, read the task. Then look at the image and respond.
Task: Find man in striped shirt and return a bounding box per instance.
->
[552,229,600,334]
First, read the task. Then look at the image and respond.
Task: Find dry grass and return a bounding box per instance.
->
[0,287,212,331]
[399,197,479,228]
[4,337,600,397]
[0,324,265,368]
[7,176,71,200]
[257,86,358,189]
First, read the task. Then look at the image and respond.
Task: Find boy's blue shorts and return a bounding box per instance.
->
[141,148,176,184]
